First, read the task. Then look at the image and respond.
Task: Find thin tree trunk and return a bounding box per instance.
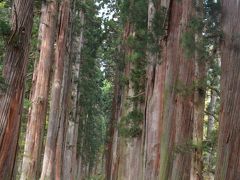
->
[40,0,71,178]
[0,0,34,178]
[191,60,205,180]
[206,89,217,178]
[63,5,85,179]
[20,1,58,179]
[191,1,205,179]
[215,2,240,179]
[55,0,76,177]
[55,48,71,179]
[105,73,121,180]
[206,90,217,140]
[144,0,166,179]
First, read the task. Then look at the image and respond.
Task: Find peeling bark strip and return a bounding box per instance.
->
[159,0,195,179]
[215,2,240,180]
[40,0,71,178]
[20,1,59,179]
[0,0,34,178]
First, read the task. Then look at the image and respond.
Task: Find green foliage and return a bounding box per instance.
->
[0,19,10,37]
[153,7,167,38]
[0,75,7,92]
[175,79,207,98]
[0,1,10,89]
[174,140,202,155]
[116,0,148,139]
[0,2,10,38]
[118,109,143,138]
[181,16,204,59]
[85,174,105,180]
[181,30,196,59]
[77,0,111,173]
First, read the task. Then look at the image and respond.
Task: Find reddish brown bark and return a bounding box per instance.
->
[40,0,71,178]
[144,1,166,179]
[215,2,240,180]
[20,1,59,179]
[0,0,34,178]
[55,48,71,179]
[159,0,195,179]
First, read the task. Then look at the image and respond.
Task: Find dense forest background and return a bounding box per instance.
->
[0,0,239,180]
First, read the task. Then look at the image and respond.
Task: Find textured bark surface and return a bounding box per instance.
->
[55,45,71,179]
[20,1,58,179]
[113,20,145,180]
[191,60,205,180]
[206,90,217,178]
[215,1,240,180]
[63,5,85,179]
[105,71,121,180]
[144,0,165,179]
[159,0,195,179]
[40,0,71,178]
[0,0,34,178]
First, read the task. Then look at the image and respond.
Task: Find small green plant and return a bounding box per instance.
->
[174,140,202,155]
[181,16,204,59]
[0,76,8,93]
[118,109,143,138]
[85,174,105,180]
[153,7,168,38]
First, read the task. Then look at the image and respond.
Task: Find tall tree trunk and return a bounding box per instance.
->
[191,59,205,180]
[206,90,217,140]
[20,1,58,179]
[55,45,71,179]
[144,0,166,179]
[191,1,205,179]
[0,0,34,178]
[40,0,71,178]
[63,5,85,179]
[159,0,195,179]
[114,18,145,179]
[105,71,121,180]
[215,2,240,180]
[206,89,217,178]
[55,0,77,177]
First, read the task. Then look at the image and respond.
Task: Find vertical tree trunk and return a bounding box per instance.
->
[0,0,34,178]
[206,89,217,178]
[105,72,121,180]
[215,2,240,180]
[55,0,77,177]
[55,46,71,179]
[159,0,195,179]
[144,0,166,179]
[63,5,85,179]
[114,18,146,179]
[191,61,205,180]
[206,90,217,140]
[20,1,58,179]
[40,0,71,178]
[191,1,205,179]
